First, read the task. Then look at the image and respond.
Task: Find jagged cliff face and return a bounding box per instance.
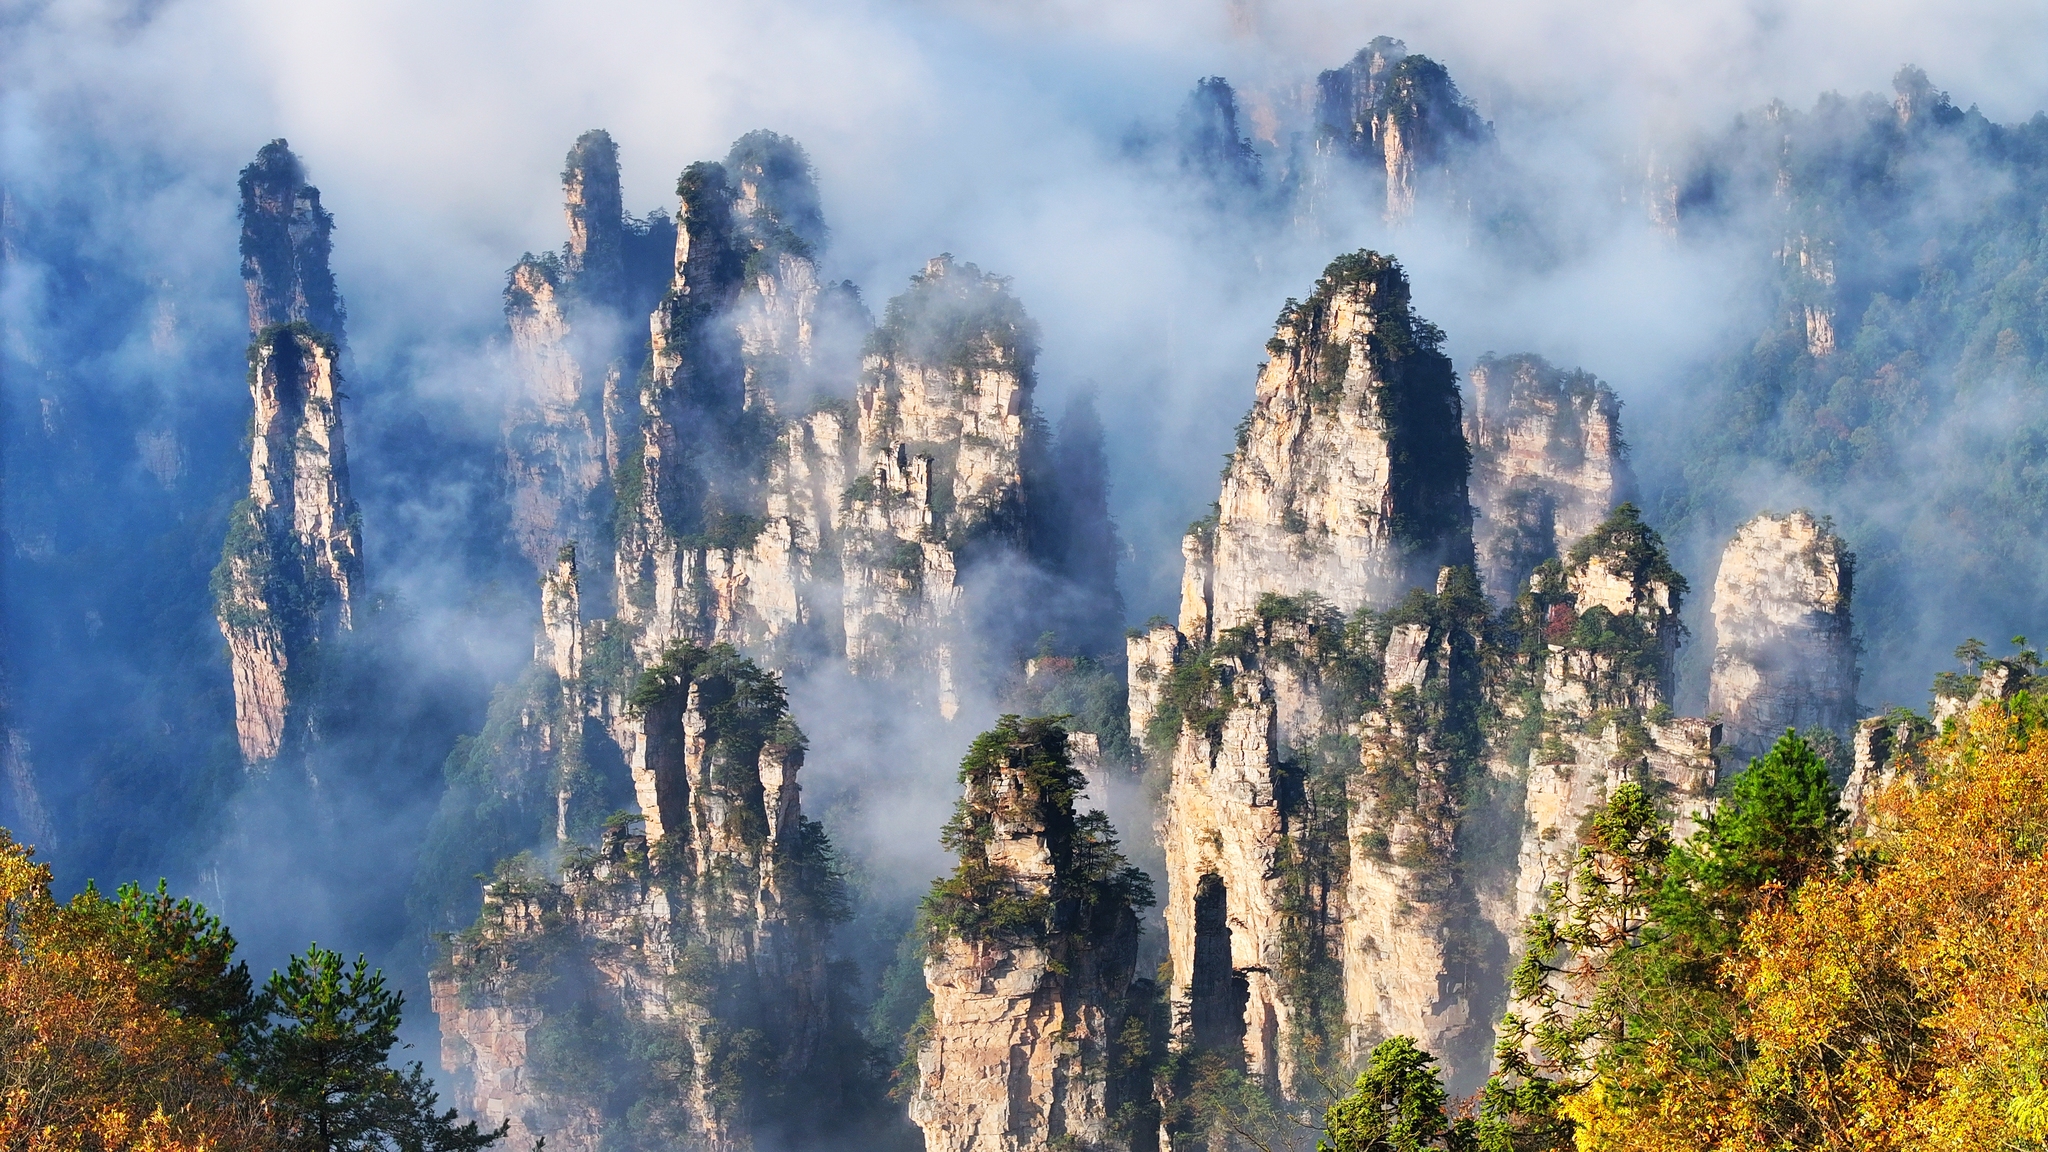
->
[1314,38,1493,222]
[1706,511,1858,756]
[1465,354,1632,603]
[433,643,847,1152]
[911,717,1145,1152]
[1134,253,1492,1092]
[1180,253,1469,646]
[840,255,1040,714]
[1132,251,1717,1097]
[215,141,363,766]
[1488,511,1716,963]
[504,130,675,576]
[613,133,871,669]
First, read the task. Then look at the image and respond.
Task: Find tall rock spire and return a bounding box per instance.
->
[1706,511,1859,756]
[214,140,363,766]
[504,130,675,577]
[1178,251,1472,646]
[1314,39,1494,223]
[909,716,1149,1152]
[1465,353,1633,603]
[238,140,343,336]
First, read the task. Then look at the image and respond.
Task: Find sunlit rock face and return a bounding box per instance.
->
[837,254,1042,715]
[1465,353,1632,604]
[432,645,846,1152]
[1138,253,1500,1094]
[613,132,865,669]
[215,141,363,766]
[1132,254,1725,1096]
[1706,511,1858,756]
[1489,508,1716,962]
[1177,251,1472,647]
[909,718,1144,1152]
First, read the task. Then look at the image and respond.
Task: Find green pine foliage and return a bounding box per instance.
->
[1319,1037,1477,1152]
[252,945,503,1152]
[921,715,1153,949]
[867,256,1039,374]
[1485,732,1849,1144]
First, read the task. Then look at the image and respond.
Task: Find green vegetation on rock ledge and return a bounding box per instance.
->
[868,255,1039,373]
[921,715,1153,949]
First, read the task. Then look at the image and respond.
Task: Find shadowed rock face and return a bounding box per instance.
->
[504,130,675,577]
[1135,253,1500,1095]
[215,141,362,766]
[1315,38,1494,222]
[1707,511,1858,756]
[1465,353,1633,603]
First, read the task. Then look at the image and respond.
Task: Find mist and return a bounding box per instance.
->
[8,0,2048,1116]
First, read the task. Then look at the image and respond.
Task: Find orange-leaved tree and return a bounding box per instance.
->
[1564,698,2048,1149]
[0,828,280,1152]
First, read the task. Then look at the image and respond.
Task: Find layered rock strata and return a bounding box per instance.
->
[1140,253,1494,1092]
[1178,251,1472,644]
[838,255,1044,714]
[1465,353,1632,602]
[1706,511,1858,756]
[613,132,870,669]
[433,643,845,1152]
[910,716,1147,1152]
[214,141,363,765]
[504,130,677,578]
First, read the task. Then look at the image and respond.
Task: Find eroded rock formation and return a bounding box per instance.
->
[910,716,1148,1152]
[1465,353,1632,602]
[503,131,685,577]
[1136,253,1499,1093]
[433,644,858,1152]
[1490,506,1719,950]
[1706,511,1858,756]
[1314,38,1494,222]
[214,141,363,766]
[838,255,1044,713]
[1177,251,1471,645]
[1133,253,1718,1098]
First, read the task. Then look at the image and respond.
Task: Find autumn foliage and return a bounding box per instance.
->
[1557,699,2048,1149]
[0,830,279,1152]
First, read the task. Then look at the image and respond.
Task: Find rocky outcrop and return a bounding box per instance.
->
[1478,506,1721,1081]
[1133,272,1716,1092]
[214,141,363,766]
[612,132,869,669]
[1315,38,1493,222]
[910,716,1147,1152]
[838,255,1044,714]
[1839,711,1932,833]
[433,644,852,1152]
[1706,511,1858,756]
[1465,354,1632,602]
[1177,76,1263,194]
[1135,253,1493,1092]
[1178,252,1471,645]
[504,131,676,577]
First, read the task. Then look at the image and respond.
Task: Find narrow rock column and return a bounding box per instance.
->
[911,716,1146,1152]
[1706,511,1858,757]
[215,141,362,767]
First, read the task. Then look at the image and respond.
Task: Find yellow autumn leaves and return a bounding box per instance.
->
[1567,702,2048,1150]
[0,833,278,1152]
